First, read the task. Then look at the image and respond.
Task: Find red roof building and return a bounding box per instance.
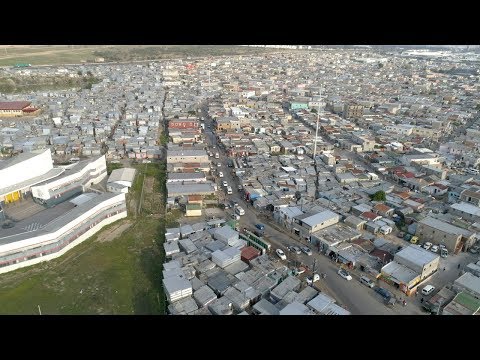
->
[0,101,39,117]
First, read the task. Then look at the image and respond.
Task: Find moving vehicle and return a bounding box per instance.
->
[235,206,245,216]
[422,242,432,250]
[219,172,224,178]
[338,268,352,281]
[421,285,435,296]
[217,162,221,167]
[226,186,232,195]
[215,152,219,159]
[430,245,439,253]
[231,213,240,220]
[360,275,375,288]
[255,224,265,231]
[276,249,287,260]
[302,247,313,256]
[237,184,243,191]
[222,181,228,187]
[410,236,419,244]
[306,273,320,285]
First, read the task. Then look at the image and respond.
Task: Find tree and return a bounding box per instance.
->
[86,71,93,77]
[378,63,384,68]
[370,190,386,201]
[311,108,317,113]
[77,70,83,76]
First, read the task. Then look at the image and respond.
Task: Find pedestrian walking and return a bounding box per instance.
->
[420,297,424,303]
[443,267,446,271]
[457,263,461,269]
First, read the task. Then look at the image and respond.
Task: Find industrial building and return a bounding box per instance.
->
[416,216,476,253]
[0,149,63,205]
[0,192,127,274]
[31,156,107,207]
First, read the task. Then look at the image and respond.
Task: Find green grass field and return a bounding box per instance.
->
[0,218,165,315]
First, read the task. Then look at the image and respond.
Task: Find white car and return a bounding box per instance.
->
[338,269,352,281]
[217,162,221,167]
[423,242,432,250]
[430,245,439,253]
[219,172,224,178]
[222,181,228,187]
[306,273,320,285]
[421,285,435,296]
[276,249,287,261]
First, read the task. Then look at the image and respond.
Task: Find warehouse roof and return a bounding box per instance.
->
[297,210,339,227]
[0,149,50,171]
[450,202,480,216]
[0,167,64,197]
[107,167,136,184]
[395,245,439,267]
[454,272,480,296]
[280,301,314,315]
[419,216,472,237]
[168,172,206,180]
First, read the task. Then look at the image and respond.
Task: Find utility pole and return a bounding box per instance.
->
[313,86,322,159]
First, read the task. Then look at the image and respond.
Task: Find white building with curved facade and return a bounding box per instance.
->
[0,192,127,274]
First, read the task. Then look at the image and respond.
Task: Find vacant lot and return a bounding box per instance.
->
[0,45,280,66]
[0,162,166,315]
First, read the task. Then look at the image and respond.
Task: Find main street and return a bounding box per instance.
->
[200,106,425,315]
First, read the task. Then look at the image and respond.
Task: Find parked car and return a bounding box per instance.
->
[338,268,352,281]
[237,184,243,191]
[360,275,375,288]
[374,287,392,300]
[430,245,439,253]
[276,249,287,260]
[289,246,301,255]
[469,245,480,254]
[306,273,320,285]
[422,242,432,250]
[421,285,435,296]
[231,213,240,220]
[219,172,224,178]
[302,247,313,256]
[397,232,405,239]
[222,181,228,187]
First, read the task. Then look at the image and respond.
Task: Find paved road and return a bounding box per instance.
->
[201,107,425,315]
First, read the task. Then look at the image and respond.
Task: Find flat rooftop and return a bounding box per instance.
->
[0,168,64,197]
[0,149,50,172]
[381,260,420,284]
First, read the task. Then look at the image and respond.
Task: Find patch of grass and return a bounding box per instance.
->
[107,162,123,175]
[0,217,165,314]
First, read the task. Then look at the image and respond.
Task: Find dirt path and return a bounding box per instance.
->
[96,220,132,243]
